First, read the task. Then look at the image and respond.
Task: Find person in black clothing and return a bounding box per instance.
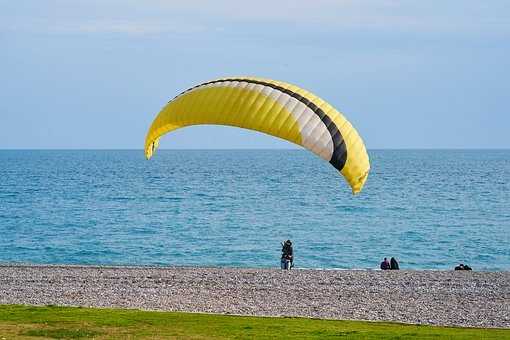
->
[455,263,472,271]
[390,257,399,270]
[281,240,293,269]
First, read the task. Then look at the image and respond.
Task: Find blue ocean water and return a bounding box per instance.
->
[0,150,509,270]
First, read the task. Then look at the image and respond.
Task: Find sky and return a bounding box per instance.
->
[1,0,509,149]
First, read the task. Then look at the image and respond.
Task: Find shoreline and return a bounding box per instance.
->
[1,263,506,272]
[0,265,508,328]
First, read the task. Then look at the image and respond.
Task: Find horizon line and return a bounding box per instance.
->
[1,148,509,151]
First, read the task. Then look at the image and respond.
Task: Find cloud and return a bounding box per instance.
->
[152,0,510,34]
[1,0,509,36]
[61,21,207,35]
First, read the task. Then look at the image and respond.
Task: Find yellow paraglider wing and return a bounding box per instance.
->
[145,77,370,194]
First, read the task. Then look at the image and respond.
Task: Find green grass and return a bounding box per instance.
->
[22,328,101,339]
[0,305,508,339]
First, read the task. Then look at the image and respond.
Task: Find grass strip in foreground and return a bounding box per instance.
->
[0,305,508,339]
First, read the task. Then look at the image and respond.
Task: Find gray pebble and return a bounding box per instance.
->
[0,265,508,328]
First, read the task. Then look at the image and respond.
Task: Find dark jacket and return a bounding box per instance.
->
[282,243,293,259]
[390,257,399,270]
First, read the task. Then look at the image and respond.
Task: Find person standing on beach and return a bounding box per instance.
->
[281,240,293,270]
[390,257,399,270]
[380,257,390,270]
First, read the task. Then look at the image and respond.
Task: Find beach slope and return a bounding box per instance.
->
[0,265,508,328]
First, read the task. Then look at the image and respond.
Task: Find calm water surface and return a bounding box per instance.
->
[0,150,509,270]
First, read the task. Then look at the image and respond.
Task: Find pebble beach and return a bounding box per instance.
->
[0,265,508,328]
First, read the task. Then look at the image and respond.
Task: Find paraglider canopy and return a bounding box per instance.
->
[145,77,370,194]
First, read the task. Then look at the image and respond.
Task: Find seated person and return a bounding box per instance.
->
[380,257,390,270]
[455,263,472,270]
[390,257,399,270]
[455,263,465,270]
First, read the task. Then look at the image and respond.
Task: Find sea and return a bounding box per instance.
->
[0,150,509,271]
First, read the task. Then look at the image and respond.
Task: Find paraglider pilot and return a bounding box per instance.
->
[281,240,293,270]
